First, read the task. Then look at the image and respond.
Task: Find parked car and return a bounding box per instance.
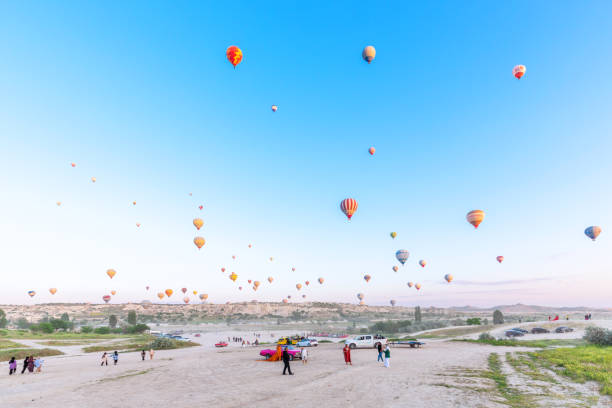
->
[260,346,301,360]
[505,329,525,337]
[510,328,529,334]
[215,341,228,348]
[307,338,318,347]
[555,326,574,333]
[296,339,314,347]
[531,327,550,334]
[344,334,387,349]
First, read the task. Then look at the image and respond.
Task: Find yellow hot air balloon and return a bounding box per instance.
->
[296,283,302,290]
[362,45,376,63]
[110,290,117,296]
[193,290,198,295]
[268,277,274,283]
[193,236,205,249]
[254,281,261,287]
[318,277,324,284]
[466,210,485,229]
[49,288,57,295]
[193,218,204,230]
[157,292,165,299]
[444,274,453,283]
[106,269,116,279]
[415,283,422,290]
[390,232,397,239]
[165,289,173,297]
[229,272,238,282]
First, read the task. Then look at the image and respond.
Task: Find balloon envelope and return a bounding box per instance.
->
[362,45,376,63]
[102,295,111,303]
[193,218,204,230]
[390,232,397,239]
[513,65,526,79]
[193,236,205,249]
[27,291,36,297]
[419,260,426,268]
[407,282,414,288]
[369,147,375,155]
[271,105,278,112]
[390,300,396,306]
[226,46,243,67]
[396,250,409,265]
[444,274,453,283]
[466,210,485,229]
[106,269,116,279]
[230,272,238,282]
[157,292,164,299]
[392,266,399,272]
[340,198,358,220]
[585,226,602,241]
[415,283,422,290]
[496,256,504,263]
[165,289,173,297]
[49,288,57,295]
[364,274,371,282]
[318,278,324,284]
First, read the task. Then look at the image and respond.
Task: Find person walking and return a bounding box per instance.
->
[9,357,17,375]
[141,350,146,361]
[149,348,155,360]
[112,351,119,365]
[384,345,391,368]
[301,347,308,364]
[377,342,383,363]
[100,352,108,366]
[33,357,42,373]
[21,356,29,374]
[282,347,293,375]
[343,345,352,366]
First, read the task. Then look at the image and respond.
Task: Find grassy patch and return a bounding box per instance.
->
[0,348,64,362]
[532,346,612,396]
[482,353,531,407]
[505,352,558,384]
[38,339,105,346]
[416,325,494,339]
[0,339,27,349]
[1,329,135,340]
[454,338,585,348]
[83,336,198,353]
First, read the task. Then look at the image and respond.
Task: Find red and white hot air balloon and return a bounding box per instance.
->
[496,256,504,264]
[340,198,358,220]
[513,65,526,80]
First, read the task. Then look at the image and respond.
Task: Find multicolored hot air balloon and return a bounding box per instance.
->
[340,198,358,220]
[254,281,260,287]
[296,283,302,290]
[49,288,57,295]
[318,277,324,284]
[282,298,288,303]
[238,286,243,290]
[392,266,399,272]
[513,65,526,79]
[390,232,397,239]
[199,293,207,300]
[193,218,204,230]
[415,283,422,290]
[226,46,243,68]
[369,147,375,155]
[362,46,376,63]
[364,274,371,283]
[407,282,414,288]
[496,256,504,264]
[165,289,173,297]
[271,105,278,112]
[157,292,165,300]
[466,210,485,229]
[91,177,96,183]
[229,272,238,282]
[585,226,602,241]
[357,293,364,301]
[390,299,396,307]
[102,295,111,303]
[419,260,427,268]
[444,274,453,283]
[106,269,116,279]
[396,250,409,265]
[28,291,36,297]
[193,236,205,249]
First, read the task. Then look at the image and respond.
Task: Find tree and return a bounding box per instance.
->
[80,326,93,333]
[94,326,110,334]
[414,306,422,323]
[0,309,7,328]
[466,317,481,325]
[109,315,118,328]
[61,312,70,322]
[493,309,504,324]
[31,322,54,333]
[16,317,31,329]
[127,311,137,325]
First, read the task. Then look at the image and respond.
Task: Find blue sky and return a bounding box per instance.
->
[1,1,611,306]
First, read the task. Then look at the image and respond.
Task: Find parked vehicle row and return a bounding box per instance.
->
[505,326,574,337]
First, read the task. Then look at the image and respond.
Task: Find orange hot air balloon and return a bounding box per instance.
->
[226,46,243,68]
[466,210,485,229]
[71,162,76,167]
[415,283,422,290]
[392,266,399,272]
[513,65,526,79]
[318,277,324,284]
[362,45,376,63]
[340,198,358,220]
[165,289,173,297]
[49,288,57,295]
[181,288,187,294]
[268,277,274,283]
[271,105,278,112]
[110,290,117,296]
[193,236,205,249]
[305,281,310,286]
[106,269,116,279]
[496,256,504,264]
[56,201,62,206]
[157,292,165,299]
[102,295,111,303]
[444,274,453,283]
[132,201,136,205]
[248,280,252,284]
[364,274,371,283]
[193,290,198,295]
[419,260,427,268]
[183,297,190,304]
[282,298,288,303]
[193,218,204,230]
[230,272,238,282]
[296,283,302,290]
[369,147,375,155]
[254,281,260,287]
[91,177,96,183]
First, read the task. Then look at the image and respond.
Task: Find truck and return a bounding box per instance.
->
[344,334,387,349]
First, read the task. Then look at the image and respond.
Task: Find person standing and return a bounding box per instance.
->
[377,342,383,363]
[343,345,352,366]
[112,351,119,365]
[141,350,146,361]
[27,356,34,373]
[384,345,391,368]
[101,352,108,366]
[21,356,29,374]
[149,348,155,360]
[8,357,17,375]
[282,347,293,375]
[301,347,308,364]
[33,357,41,373]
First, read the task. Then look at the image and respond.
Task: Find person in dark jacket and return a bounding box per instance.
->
[282,347,293,375]
[141,350,146,361]
[21,356,29,374]
[27,356,35,372]
[377,342,383,362]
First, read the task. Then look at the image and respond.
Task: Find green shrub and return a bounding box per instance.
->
[466,318,481,325]
[478,332,495,341]
[123,324,150,334]
[584,326,612,346]
[80,326,93,333]
[149,337,175,349]
[31,322,54,333]
[93,327,110,335]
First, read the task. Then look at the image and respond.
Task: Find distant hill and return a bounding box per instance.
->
[449,303,611,313]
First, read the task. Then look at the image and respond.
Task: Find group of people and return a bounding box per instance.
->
[8,356,44,375]
[584,313,593,320]
[101,348,155,366]
[342,343,391,368]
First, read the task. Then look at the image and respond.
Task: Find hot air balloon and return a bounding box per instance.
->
[183,297,190,304]
[106,269,116,279]
[49,288,57,295]
[252,286,258,291]
[392,266,399,272]
[585,226,602,241]
[27,290,36,297]
[296,283,302,290]
[291,267,296,272]
[340,198,358,220]
[269,257,274,262]
[71,162,76,167]
[513,65,526,79]
[157,292,164,299]
[193,290,198,295]
[364,274,371,283]
[357,293,364,301]
[390,299,396,307]
[369,147,375,155]
[56,201,62,206]
[390,232,397,239]
[189,192,192,196]
[305,281,310,286]
[193,236,205,249]
[198,205,203,211]
[466,210,485,229]
[102,295,111,303]
[318,278,324,284]
[362,45,376,63]
[132,201,136,205]
[302,294,306,299]
[396,250,409,265]
[232,255,236,260]
[419,260,426,268]
[282,298,288,303]
[496,256,504,264]
[193,218,204,230]
[248,280,252,284]
[110,290,116,296]
[198,294,206,300]
[238,286,243,290]
[136,223,141,227]
[91,177,96,183]
[407,282,414,288]
[271,105,278,112]
[181,288,187,294]
[248,244,252,248]
[254,281,260,287]
[146,286,150,290]
[226,46,243,68]
[221,267,226,273]
[359,301,365,306]
[165,289,173,297]
[444,274,453,283]
[268,277,274,283]
[415,283,422,290]
[288,295,292,299]
[230,272,238,282]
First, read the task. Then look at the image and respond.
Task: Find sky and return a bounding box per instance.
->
[1,1,611,307]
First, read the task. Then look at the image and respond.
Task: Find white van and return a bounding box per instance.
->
[344,334,387,349]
